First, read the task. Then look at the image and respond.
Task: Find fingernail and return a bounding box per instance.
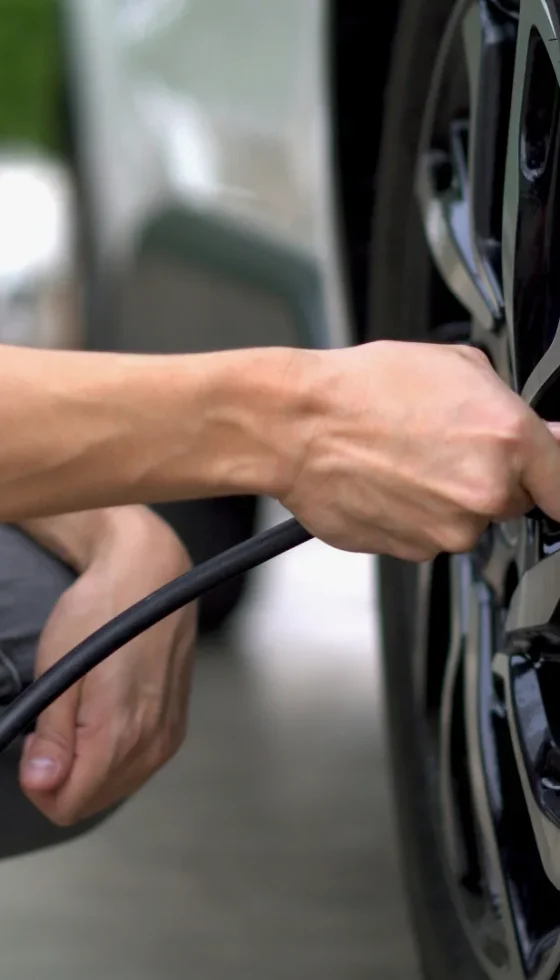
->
[24,757,60,786]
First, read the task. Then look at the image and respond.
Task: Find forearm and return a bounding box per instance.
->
[0,345,315,522]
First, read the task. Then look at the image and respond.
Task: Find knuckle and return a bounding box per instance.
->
[439,522,481,555]
[48,805,82,829]
[409,543,438,563]
[34,725,72,757]
[464,479,511,518]
[151,728,183,771]
[409,546,438,563]
[113,720,142,764]
[153,718,188,769]
[457,344,489,367]
[484,485,511,517]
[389,539,438,563]
[52,814,74,829]
[117,708,182,772]
[498,406,529,447]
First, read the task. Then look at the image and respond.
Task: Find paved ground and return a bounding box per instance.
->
[0,503,420,979]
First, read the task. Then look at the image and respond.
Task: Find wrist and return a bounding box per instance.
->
[18,511,116,573]
[193,346,320,500]
[19,506,188,577]
[86,506,190,577]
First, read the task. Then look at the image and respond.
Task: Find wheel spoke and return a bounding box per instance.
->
[480,523,516,604]
[463,582,524,973]
[502,0,560,392]
[416,2,500,329]
[416,149,498,330]
[440,558,487,888]
[439,559,524,974]
[504,550,560,889]
[463,1,516,318]
[521,323,560,409]
[506,549,560,641]
[416,0,517,331]
[495,653,560,896]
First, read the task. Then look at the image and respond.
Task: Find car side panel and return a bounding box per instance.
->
[65,0,351,355]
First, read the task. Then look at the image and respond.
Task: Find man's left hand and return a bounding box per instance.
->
[18,507,196,827]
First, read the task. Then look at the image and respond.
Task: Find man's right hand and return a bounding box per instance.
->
[1,340,559,557]
[281,341,560,560]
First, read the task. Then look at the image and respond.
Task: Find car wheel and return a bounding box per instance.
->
[369,1,560,978]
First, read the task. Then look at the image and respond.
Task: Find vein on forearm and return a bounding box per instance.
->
[0,344,311,521]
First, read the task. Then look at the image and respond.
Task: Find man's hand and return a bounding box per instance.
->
[282,341,560,560]
[3,339,560,575]
[18,507,195,827]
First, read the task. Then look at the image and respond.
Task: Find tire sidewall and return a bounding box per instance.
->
[368,1,487,977]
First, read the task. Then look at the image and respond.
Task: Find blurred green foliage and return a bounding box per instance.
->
[0,0,60,151]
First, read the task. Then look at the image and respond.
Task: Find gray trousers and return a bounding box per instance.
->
[0,525,112,859]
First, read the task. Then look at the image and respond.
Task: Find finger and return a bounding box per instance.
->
[521,415,560,522]
[44,719,172,826]
[36,614,195,826]
[20,679,82,797]
[58,750,156,825]
[45,669,190,826]
[37,731,116,827]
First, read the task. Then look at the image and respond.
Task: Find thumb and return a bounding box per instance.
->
[20,684,81,795]
[522,416,560,522]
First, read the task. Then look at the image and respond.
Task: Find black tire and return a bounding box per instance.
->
[368,1,487,978]
[153,496,258,634]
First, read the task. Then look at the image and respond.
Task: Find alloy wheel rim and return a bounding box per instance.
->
[416,2,560,978]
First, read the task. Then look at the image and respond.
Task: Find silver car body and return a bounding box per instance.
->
[65,0,351,357]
